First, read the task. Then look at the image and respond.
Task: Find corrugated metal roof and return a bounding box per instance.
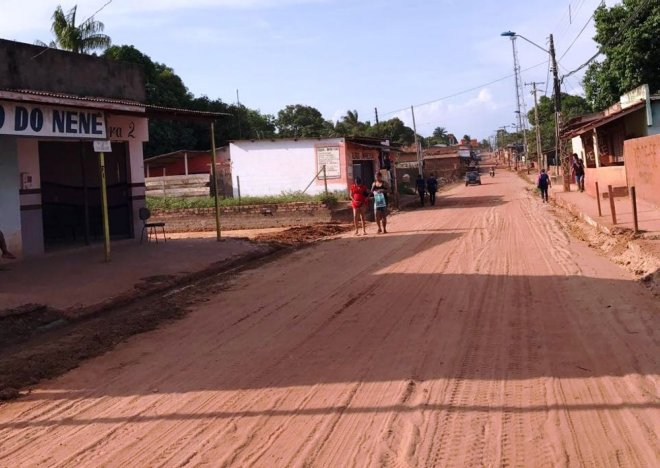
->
[562,101,646,138]
[0,88,144,108]
[0,88,230,120]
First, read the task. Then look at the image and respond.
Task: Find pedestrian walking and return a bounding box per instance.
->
[573,154,585,192]
[537,168,551,203]
[350,177,369,236]
[371,172,389,234]
[0,229,16,259]
[415,174,426,206]
[426,173,438,206]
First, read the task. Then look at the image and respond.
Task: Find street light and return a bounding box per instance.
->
[502,30,565,186]
[500,31,528,163]
[501,31,549,54]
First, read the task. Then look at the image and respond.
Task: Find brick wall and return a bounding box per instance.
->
[625,134,660,207]
[151,202,352,231]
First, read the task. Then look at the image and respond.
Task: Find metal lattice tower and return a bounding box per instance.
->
[507,36,529,158]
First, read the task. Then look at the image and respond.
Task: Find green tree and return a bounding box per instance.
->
[425,126,450,146]
[103,45,276,156]
[335,110,369,136]
[527,93,591,156]
[366,118,417,146]
[462,134,471,145]
[275,105,333,137]
[583,0,660,110]
[36,5,111,54]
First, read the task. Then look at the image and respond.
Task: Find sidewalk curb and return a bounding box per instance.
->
[550,193,616,236]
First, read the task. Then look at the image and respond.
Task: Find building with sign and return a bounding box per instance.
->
[229,137,397,197]
[0,39,222,258]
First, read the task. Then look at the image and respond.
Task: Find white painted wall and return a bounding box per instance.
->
[0,136,22,256]
[17,138,44,256]
[230,139,347,196]
[571,136,585,160]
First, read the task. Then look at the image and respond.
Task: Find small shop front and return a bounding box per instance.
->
[0,92,149,257]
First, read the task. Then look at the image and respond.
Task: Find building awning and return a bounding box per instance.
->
[0,88,230,121]
[562,101,646,139]
[349,141,402,152]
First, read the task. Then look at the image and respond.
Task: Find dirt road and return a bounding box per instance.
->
[1,170,658,466]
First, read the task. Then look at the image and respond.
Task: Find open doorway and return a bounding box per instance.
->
[39,141,131,249]
[351,160,375,188]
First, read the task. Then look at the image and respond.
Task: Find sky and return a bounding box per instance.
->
[1,0,615,140]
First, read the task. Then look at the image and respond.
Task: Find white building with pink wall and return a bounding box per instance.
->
[230,137,395,197]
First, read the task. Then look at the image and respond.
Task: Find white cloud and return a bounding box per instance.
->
[0,0,328,38]
[392,87,505,138]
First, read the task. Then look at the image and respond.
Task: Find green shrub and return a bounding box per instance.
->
[147,190,349,211]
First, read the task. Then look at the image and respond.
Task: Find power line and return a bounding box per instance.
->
[80,0,114,27]
[31,0,114,59]
[558,1,602,61]
[381,60,548,117]
[561,0,653,79]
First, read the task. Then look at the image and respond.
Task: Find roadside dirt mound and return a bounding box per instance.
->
[550,204,660,295]
[253,222,351,246]
[0,248,279,401]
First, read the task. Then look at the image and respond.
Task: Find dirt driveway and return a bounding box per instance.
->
[0,170,658,466]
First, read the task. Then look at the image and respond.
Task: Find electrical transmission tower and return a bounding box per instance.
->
[505,35,529,162]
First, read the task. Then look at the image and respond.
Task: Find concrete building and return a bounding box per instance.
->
[0,39,221,258]
[229,137,396,197]
[562,84,660,197]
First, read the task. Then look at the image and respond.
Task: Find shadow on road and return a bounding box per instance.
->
[2,226,656,417]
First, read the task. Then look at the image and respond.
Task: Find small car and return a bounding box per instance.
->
[465,170,481,186]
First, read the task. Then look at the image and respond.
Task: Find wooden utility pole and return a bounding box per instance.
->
[549,34,568,190]
[525,81,545,169]
[210,122,222,240]
[98,151,111,262]
[374,107,379,125]
[411,106,423,177]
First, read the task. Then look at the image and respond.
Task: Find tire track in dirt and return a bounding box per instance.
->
[0,169,658,466]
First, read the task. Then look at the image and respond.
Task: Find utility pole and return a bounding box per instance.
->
[549,34,567,189]
[411,106,423,177]
[499,125,511,167]
[374,107,379,125]
[236,89,243,140]
[525,81,545,169]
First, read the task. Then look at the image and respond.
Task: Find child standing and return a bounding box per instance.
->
[350,177,369,235]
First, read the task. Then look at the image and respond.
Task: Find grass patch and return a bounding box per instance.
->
[148,191,349,210]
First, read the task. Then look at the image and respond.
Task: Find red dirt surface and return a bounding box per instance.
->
[253,223,351,246]
[0,170,657,466]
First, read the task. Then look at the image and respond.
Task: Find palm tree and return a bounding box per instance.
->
[36,5,111,54]
[432,126,448,140]
[336,110,365,136]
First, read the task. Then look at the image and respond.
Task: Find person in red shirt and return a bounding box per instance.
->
[350,177,369,235]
